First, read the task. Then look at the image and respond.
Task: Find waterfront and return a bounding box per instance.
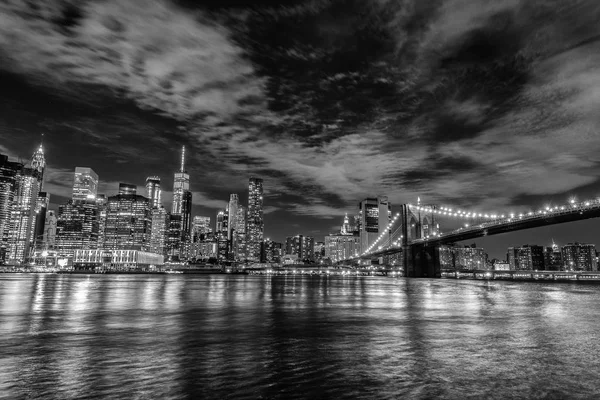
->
[1,274,600,399]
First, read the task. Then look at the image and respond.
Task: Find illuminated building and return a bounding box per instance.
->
[216,209,229,260]
[562,243,597,271]
[228,194,238,242]
[507,245,545,271]
[103,186,152,251]
[325,214,360,262]
[166,214,182,260]
[494,261,510,271]
[358,197,391,254]
[41,210,57,250]
[440,244,487,271]
[314,241,325,260]
[72,167,98,201]
[55,198,99,255]
[73,249,164,271]
[31,192,50,251]
[7,166,42,263]
[262,239,282,263]
[149,207,168,255]
[543,240,563,271]
[0,155,23,263]
[285,235,315,262]
[118,183,137,195]
[31,144,46,188]
[325,235,360,263]
[192,216,211,242]
[246,177,264,261]
[233,206,246,261]
[96,194,107,248]
[171,146,192,257]
[145,176,162,208]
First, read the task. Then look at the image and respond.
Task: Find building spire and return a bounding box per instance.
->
[180,145,185,172]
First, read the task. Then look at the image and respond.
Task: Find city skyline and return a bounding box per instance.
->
[1,1,600,255]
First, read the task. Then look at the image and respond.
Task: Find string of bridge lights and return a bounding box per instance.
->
[356,197,600,258]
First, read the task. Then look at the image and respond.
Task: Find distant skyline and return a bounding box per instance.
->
[2,0,600,255]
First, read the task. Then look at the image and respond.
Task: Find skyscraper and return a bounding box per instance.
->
[118,183,137,195]
[31,143,46,189]
[285,235,315,262]
[149,207,168,255]
[145,176,162,208]
[192,216,211,242]
[227,194,239,242]
[246,177,264,262]
[7,166,42,263]
[72,167,99,201]
[103,186,152,251]
[171,146,192,258]
[0,154,23,263]
[358,197,391,254]
[55,198,99,255]
[233,206,246,261]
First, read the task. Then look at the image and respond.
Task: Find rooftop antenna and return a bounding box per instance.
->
[180,145,185,172]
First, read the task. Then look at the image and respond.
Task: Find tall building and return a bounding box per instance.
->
[216,209,228,234]
[7,163,43,263]
[96,194,107,249]
[227,194,239,241]
[31,191,50,251]
[42,210,57,250]
[325,214,361,262]
[149,207,168,255]
[103,186,152,251]
[233,206,246,261]
[72,167,99,201]
[246,177,264,261]
[440,244,487,271]
[0,155,24,263]
[285,235,315,262]
[166,213,182,260]
[507,245,545,271]
[262,239,282,263]
[171,146,192,258]
[562,243,597,271]
[543,240,563,271]
[55,198,99,255]
[145,176,162,208]
[358,197,391,254]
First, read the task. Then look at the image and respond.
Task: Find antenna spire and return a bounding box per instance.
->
[180,145,185,172]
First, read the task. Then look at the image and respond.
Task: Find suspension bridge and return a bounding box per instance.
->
[342,197,600,278]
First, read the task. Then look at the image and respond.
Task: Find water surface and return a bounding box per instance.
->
[1,274,599,399]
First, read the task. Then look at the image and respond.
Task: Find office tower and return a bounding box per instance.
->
[103,188,152,251]
[72,167,99,201]
[285,235,315,262]
[7,165,42,263]
[55,198,99,255]
[172,146,190,215]
[233,206,246,261]
[166,213,182,260]
[31,143,46,189]
[42,210,57,250]
[171,146,192,258]
[216,209,228,234]
[227,194,239,242]
[118,183,137,195]
[31,192,50,251]
[149,207,168,255]
[96,194,107,248]
[145,176,162,208]
[246,177,264,261]
[507,245,545,270]
[340,213,352,235]
[358,197,391,253]
[562,243,597,271]
[325,235,361,263]
[192,216,211,242]
[0,155,23,263]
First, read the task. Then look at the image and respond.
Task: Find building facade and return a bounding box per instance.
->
[73,167,98,201]
[562,243,597,271]
[358,197,391,254]
[145,176,162,208]
[246,177,264,261]
[103,188,152,251]
[285,235,315,262]
[507,245,545,270]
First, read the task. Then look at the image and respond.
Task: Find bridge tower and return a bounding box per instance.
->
[400,204,442,278]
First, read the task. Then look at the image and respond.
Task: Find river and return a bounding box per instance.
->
[1,274,599,399]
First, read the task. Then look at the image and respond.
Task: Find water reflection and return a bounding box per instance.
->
[1,275,600,398]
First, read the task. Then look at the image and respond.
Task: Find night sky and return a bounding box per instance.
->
[1,0,600,258]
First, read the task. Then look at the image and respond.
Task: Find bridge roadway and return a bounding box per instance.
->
[365,198,600,259]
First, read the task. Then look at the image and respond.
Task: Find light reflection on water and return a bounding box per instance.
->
[1,274,600,399]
